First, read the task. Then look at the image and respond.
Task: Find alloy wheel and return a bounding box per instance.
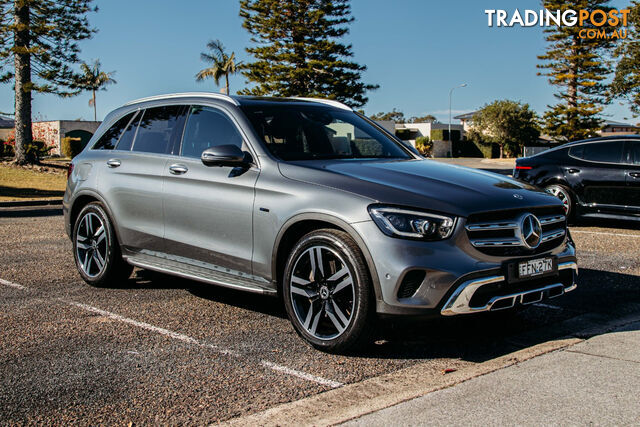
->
[75,212,108,278]
[289,245,355,340]
[546,185,571,215]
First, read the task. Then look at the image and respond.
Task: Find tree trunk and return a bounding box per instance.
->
[225,74,229,95]
[13,0,33,165]
[92,89,96,121]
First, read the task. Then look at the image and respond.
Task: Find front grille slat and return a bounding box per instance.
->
[466,207,567,256]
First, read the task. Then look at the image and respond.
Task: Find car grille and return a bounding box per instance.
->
[465,206,567,256]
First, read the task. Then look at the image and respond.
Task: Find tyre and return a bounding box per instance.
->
[545,184,574,219]
[282,229,374,353]
[73,202,133,287]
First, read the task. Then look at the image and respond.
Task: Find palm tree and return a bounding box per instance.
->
[196,40,241,94]
[75,60,117,121]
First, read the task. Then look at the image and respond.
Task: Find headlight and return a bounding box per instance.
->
[368,206,457,240]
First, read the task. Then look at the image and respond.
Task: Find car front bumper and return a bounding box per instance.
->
[351,220,577,317]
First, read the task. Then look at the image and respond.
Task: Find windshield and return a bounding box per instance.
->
[240,104,412,161]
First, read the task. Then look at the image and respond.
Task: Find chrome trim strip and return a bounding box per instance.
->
[558,261,578,274]
[470,238,521,247]
[541,229,566,242]
[465,221,518,231]
[124,92,241,106]
[539,214,566,225]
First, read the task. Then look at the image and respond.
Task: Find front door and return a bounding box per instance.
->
[625,139,640,215]
[162,105,259,275]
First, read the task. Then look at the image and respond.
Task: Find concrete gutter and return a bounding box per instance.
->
[0,199,62,208]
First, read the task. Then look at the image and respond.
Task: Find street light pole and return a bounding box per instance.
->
[449,83,467,154]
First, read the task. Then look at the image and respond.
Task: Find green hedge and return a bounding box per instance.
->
[414,136,432,156]
[61,137,84,159]
[430,129,461,142]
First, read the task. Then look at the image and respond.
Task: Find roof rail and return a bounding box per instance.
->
[293,97,352,111]
[124,92,240,107]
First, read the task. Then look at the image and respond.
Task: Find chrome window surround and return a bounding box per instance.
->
[441,261,577,316]
[466,213,566,249]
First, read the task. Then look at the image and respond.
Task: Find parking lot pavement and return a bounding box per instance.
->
[1,212,639,424]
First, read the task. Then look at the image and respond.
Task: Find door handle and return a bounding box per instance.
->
[629,172,640,179]
[106,159,121,168]
[169,164,188,175]
[566,168,580,174]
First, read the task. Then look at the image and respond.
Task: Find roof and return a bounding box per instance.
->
[603,119,638,128]
[0,116,14,128]
[124,92,352,111]
[453,111,477,120]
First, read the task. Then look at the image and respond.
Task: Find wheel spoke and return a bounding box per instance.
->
[326,309,345,334]
[291,275,310,286]
[327,266,348,282]
[333,276,353,294]
[85,214,93,235]
[84,251,92,273]
[303,302,315,329]
[331,299,349,326]
[309,247,324,281]
[93,250,105,271]
[93,225,105,242]
[309,310,322,335]
[291,284,317,298]
[76,241,91,250]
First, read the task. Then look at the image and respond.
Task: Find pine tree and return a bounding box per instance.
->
[537,0,616,141]
[239,0,378,108]
[611,1,640,115]
[0,0,96,164]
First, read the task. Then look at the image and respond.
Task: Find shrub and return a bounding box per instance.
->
[414,136,432,156]
[1,141,15,158]
[61,136,84,159]
[25,140,53,163]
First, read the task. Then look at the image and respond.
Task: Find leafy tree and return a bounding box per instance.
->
[611,1,640,115]
[408,114,437,123]
[471,100,540,158]
[537,0,616,141]
[195,39,241,95]
[370,108,405,123]
[72,59,116,121]
[239,0,378,107]
[0,0,96,164]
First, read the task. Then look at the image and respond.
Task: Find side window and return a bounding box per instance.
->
[93,112,136,150]
[572,141,624,163]
[629,141,640,165]
[132,106,183,155]
[180,106,244,158]
[115,112,142,151]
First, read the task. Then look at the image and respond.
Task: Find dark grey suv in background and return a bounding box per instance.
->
[64,93,578,352]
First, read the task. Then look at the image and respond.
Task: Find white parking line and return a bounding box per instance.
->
[571,230,640,238]
[0,278,343,389]
[0,278,27,290]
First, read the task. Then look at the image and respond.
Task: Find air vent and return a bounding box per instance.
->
[397,270,426,299]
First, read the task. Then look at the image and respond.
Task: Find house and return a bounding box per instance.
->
[600,119,638,136]
[0,116,14,141]
[395,122,464,158]
[453,111,476,133]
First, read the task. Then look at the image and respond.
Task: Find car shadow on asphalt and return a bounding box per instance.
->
[122,267,639,362]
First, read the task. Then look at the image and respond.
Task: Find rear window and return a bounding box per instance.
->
[132,106,184,155]
[93,112,136,150]
[569,141,624,163]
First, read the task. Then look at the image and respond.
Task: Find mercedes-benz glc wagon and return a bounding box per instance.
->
[64,93,578,352]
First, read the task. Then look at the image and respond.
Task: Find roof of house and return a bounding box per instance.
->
[0,116,14,128]
[603,119,638,128]
[453,111,477,120]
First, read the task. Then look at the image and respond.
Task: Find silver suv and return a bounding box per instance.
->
[64,93,578,352]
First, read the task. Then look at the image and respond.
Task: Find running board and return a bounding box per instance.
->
[124,252,277,295]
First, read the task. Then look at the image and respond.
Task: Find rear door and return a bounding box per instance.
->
[566,140,627,213]
[99,105,186,252]
[162,105,259,275]
[625,139,640,214]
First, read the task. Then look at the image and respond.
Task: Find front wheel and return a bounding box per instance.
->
[73,202,133,287]
[282,229,374,353]
[545,184,574,218]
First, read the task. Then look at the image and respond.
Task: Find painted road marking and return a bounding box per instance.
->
[0,278,343,389]
[0,278,27,290]
[571,230,640,238]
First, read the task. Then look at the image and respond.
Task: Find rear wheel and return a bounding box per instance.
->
[282,229,374,353]
[545,184,574,218]
[73,202,133,287]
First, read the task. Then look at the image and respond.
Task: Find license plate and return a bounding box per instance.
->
[518,257,554,279]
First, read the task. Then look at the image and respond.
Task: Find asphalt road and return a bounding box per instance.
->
[0,209,639,424]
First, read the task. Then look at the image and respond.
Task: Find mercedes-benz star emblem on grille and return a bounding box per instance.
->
[520,214,542,249]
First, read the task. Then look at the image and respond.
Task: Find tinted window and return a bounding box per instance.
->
[181,106,244,158]
[132,106,183,155]
[628,141,640,165]
[115,112,142,151]
[240,104,411,161]
[569,141,624,163]
[93,112,136,150]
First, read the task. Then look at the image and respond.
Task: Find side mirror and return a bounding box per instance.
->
[201,145,248,167]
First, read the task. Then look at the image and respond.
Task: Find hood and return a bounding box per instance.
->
[278,158,563,217]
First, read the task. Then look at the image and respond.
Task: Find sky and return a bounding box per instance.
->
[0,0,635,124]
